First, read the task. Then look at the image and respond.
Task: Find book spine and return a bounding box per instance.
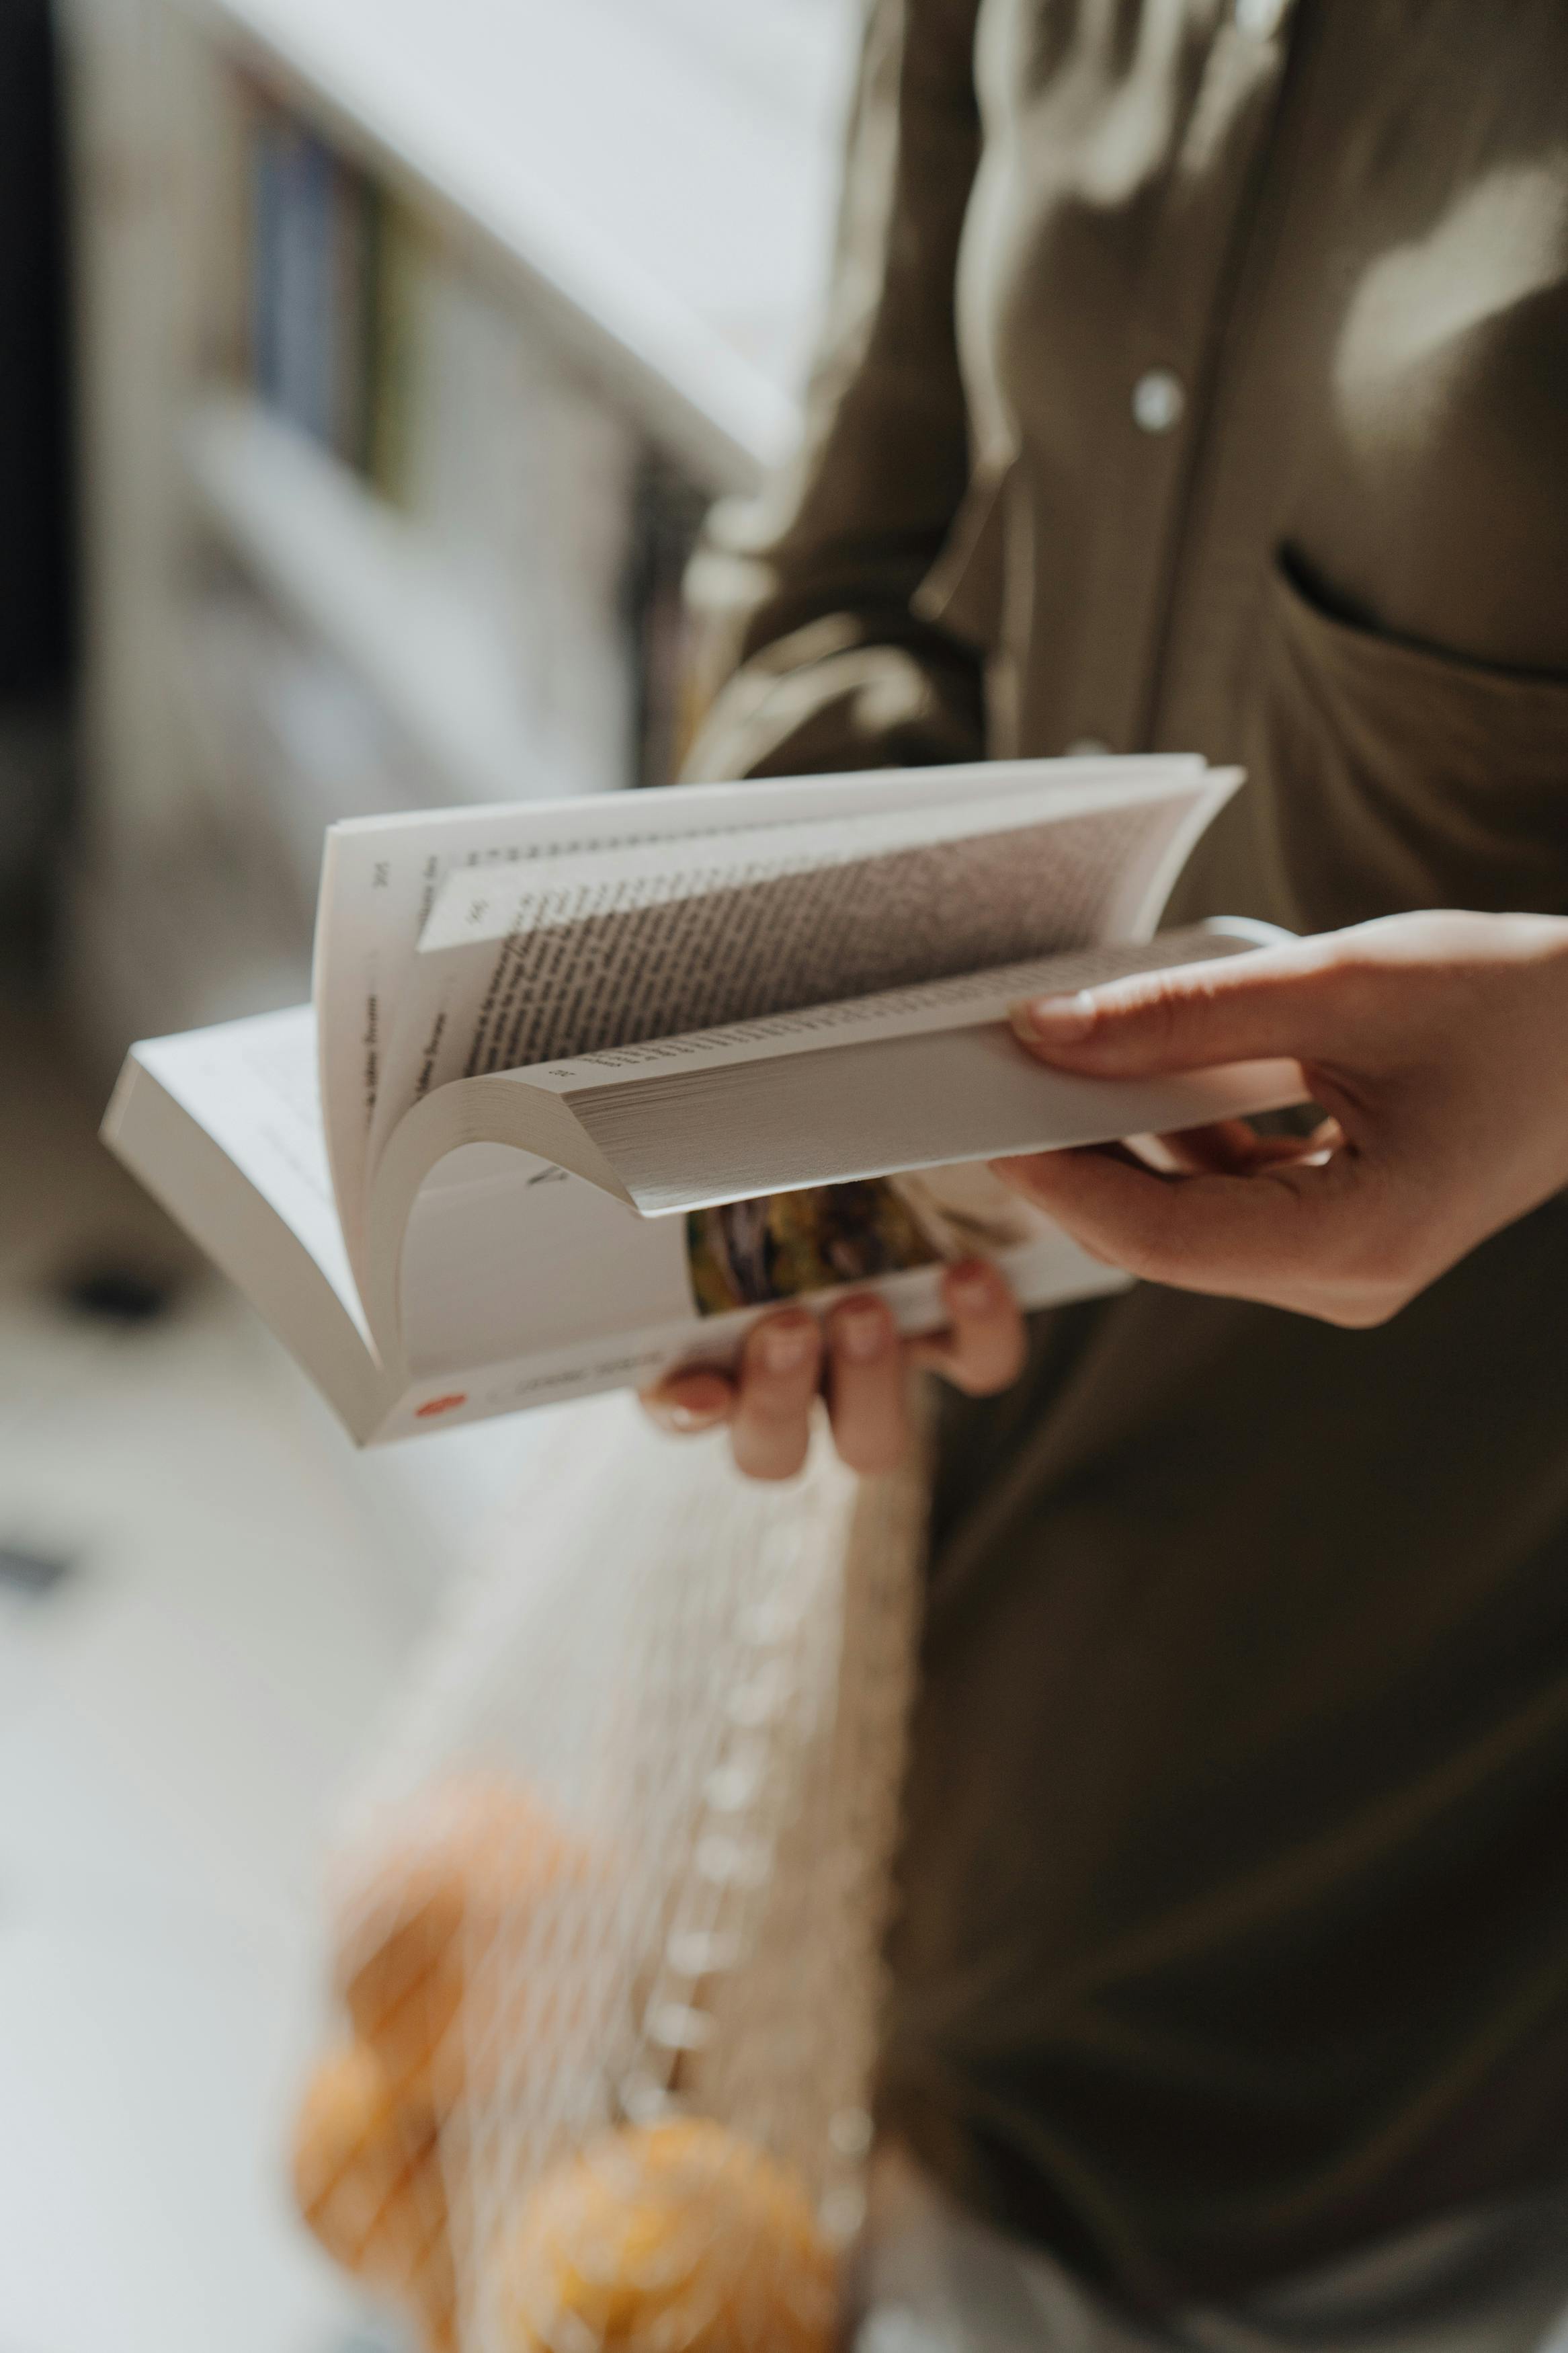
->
[248,99,282,412]
[300,128,338,451]
[270,115,310,438]
[331,150,370,471]
[248,103,338,454]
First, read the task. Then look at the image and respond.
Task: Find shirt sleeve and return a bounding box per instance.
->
[682,0,986,783]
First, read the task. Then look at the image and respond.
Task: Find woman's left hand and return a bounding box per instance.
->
[639,1259,1026,1481]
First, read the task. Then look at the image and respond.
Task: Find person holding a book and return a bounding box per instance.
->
[647,906,1568,1437]
[646,3,1568,2346]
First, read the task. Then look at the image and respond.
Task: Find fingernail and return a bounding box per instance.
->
[1011,991,1095,1045]
[759,1319,817,1375]
[835,1302,889,1363]
[669,1400,719,1431]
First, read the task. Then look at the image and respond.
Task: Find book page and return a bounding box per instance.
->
[363,768,1229,1199]
[130,1006,370,1341]
[395,1142,697,1377]
[375,1154,1131,1437]
[570,1031,1305,1215]
[382,1148,1127,1435]
[518,924,1268,1094]
[311,754,1211,1269]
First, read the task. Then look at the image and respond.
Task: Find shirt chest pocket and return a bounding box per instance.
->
[1301,188,1568,684]
[1233,557,1568,934]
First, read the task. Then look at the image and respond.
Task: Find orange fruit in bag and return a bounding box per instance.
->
[331,1773,600,2110]
[495,2116,837,2352]
[291,2042,456,2352]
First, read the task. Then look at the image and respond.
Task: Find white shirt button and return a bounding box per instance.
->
[1132,368,1185,434]
[1235,0,1287,36]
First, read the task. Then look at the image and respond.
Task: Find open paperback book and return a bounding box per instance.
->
[102,756,1303,1443]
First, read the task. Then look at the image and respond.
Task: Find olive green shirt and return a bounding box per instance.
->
[686,0,1568,2314]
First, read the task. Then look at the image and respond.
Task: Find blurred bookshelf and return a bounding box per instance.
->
[60,0,852,1053]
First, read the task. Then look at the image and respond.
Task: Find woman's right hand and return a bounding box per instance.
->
[640,1259,1026,1482]
[994,909,1568,1326]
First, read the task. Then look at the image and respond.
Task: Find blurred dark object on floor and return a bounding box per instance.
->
[0,0,77,959]
[0,1540,75,1597]
[58,1261,181,1324]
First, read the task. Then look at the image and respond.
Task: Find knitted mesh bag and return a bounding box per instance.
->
[292,1392,928,2353]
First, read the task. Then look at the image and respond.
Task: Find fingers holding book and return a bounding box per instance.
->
[733,1313,825,1482]
[641,1261,1025,1480]
[823,1296,908,1477]
[907,1259,1028,1397]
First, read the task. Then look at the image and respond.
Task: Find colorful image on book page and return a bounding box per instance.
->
[685,1164,1047,1317]
[685,1181,942,1316]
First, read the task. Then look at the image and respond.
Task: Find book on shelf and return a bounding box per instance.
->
[237,85,707,795]
[102,756,1303,1445]
[247,93,378,469]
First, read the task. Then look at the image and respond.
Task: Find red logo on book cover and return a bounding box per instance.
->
[415,1392,468,1419]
